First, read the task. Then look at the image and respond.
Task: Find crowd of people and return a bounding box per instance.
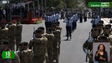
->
[83,14,112,63]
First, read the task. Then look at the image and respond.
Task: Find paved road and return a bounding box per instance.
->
[22,18,92,63]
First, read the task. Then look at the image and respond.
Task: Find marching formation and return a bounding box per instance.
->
[83,18,112,63]
[0,19,22,63]
[0,16,62,63]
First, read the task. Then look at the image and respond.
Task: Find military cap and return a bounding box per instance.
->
[99,20,104,23]
[47,27,52,32]
[19,42,28,46]
[1,21,6,24]
[97,23,102,26]
[106,24,111,28]
[0,40,9,45]
[91,28,98,31]
[104,26,110,29]
[98,36,107,40]
[38,27,44,30]
[36,29,42,33]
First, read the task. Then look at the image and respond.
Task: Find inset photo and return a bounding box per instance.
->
[93,42,110,62]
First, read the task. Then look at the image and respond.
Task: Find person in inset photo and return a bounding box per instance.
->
[95,44,108,62]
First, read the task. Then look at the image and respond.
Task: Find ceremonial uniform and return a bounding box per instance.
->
[18,42,34,63]
[45,33,54,63]
[65,18,72,40]
[15,20,22,51]
[29,30,48,63]
[8,22,16,50]
[53,29,60,63]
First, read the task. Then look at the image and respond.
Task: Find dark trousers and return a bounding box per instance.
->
[80,17,82,23]
[92,24,96,28]
[45,21,48,29]
[66,26,71,39]
[84,17,87,22]
[72,21,77,30]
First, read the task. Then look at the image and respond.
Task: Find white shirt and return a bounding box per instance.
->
[65,18,72,28]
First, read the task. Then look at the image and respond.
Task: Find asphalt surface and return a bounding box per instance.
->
[21,18,92,63]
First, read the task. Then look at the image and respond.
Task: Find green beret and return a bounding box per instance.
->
[0,40,9,45]
[38,27,44,30]
[106,24,111,28]
[104,26,110,29]
[19,42,28,46]
[36,29,42,33]
[98,36,107,40]
[91,28,98,31]
[97,23,102,26]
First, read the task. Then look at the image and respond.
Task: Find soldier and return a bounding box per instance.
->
[0,21,9,40]
[0,40,20,63]
[29,29,48,63]
[56,22,62,54]
[15,19,22,51]
[64,14,72,40]
[46,28,54,63]
[83,28,99,63]
[8,20,16,50]
[18,42,34,63]
[52,24,60,63]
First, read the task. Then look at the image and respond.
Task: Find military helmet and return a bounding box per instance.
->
[19,42,28,46]
[0,40,9,45]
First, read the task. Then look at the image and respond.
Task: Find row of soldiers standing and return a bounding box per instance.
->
[83,19,112,63]
[44,12,59,30]
[0,20,22,51]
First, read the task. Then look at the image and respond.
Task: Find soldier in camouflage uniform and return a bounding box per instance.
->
[38,27,49,63]
[52,24,60,63]
[83,28,100,63]
[0,40,20,63]
[38,27,47,36]
[18,42,34,63]
[56,22,62,54]
[0,21,9,40]
[8,20,16,50]
[45,28,54,63]
[29,29,48,63]
[15,19,22,51]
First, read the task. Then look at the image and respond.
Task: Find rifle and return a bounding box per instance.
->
[86,32,91,62]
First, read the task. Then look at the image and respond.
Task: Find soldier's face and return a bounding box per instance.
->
[42,30,44,34]
[104,29,110,34]
[92,31,99,37]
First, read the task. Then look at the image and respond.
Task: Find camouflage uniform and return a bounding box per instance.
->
[0,40,20,63]
[15,23,22,51]
[53,29,60,63]
[45,33,54,63]
[29,36,48,63]
[12,52,20,63]
[0,27,9,40]
[8,23,16,50]
[18,49,34,63]
[56,26,62,54]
